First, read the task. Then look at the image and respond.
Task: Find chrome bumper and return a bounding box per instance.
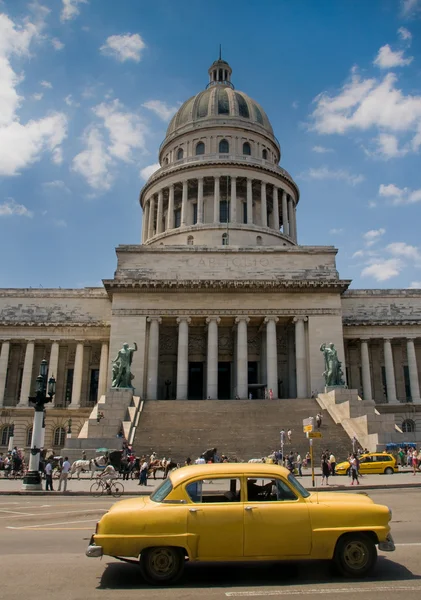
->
[86,544,103,558]
[379,534,395,552]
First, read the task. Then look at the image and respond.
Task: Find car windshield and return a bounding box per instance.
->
[150,478,173,502]
[288,473,310,498]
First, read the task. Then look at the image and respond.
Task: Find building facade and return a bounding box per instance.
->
[1,58,421,452]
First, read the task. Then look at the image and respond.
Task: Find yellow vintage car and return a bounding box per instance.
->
[86,463,394,585]
[335,453,399,476]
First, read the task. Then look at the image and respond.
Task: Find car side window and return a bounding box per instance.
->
[246,478,297,502]
[186,478,241,503]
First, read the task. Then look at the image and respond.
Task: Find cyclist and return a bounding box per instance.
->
[98,462,117,494]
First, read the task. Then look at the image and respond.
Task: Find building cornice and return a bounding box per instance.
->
[343,320,421,327]
[0,288,108,299]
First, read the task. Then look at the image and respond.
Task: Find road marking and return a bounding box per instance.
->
[12,527,94,531]
[0,509,34,515]
[226,585,421,597]
[7,518,98,529]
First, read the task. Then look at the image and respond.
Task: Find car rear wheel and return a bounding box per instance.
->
[139,547,185,585]
[334,533,377,578]
[384,467,394,475]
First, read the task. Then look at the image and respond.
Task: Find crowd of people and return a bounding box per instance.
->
[0,447,25,478]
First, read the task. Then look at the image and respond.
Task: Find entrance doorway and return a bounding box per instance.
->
[218,362,231,399]
[188,362,204,399]
[247,361,258,398]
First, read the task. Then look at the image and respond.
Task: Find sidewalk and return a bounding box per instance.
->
[1,469,420,495]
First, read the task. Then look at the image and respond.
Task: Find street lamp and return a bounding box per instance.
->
[66,418,72,439]
[22,359,56,490]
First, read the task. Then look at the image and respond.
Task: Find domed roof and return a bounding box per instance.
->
[165,58,274,141]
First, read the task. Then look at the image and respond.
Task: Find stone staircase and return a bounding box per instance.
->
[132,399,353,463]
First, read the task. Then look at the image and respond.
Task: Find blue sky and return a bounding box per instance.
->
[1,0,421,289]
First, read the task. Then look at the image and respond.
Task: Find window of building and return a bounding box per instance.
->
[1,425,13,446]
[402,419,416,433]
[381,366,387,400]
[219,200,229,223]
[176,148,184,160]
[217,89,230,115]
[243,142,251,156]
[193,203,198,225]
[186,478,241,503]
[243,202,248,224]
[236,93,250,118]
[187,235,194,246]
[53,427,66,447]
[219,139,229,154]
[26,427,33,447]
[195,142,205,155]
[262,149,268,160]
[256,235,262,246]
[174,208,181,228]
[65,368,74,406]
[89,369,99,404]
[222,233,229,246]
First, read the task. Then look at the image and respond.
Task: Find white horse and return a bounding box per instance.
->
[69,455,108,479]
[248,458,266,463]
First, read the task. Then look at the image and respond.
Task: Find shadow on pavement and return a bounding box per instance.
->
[98,556,419,590]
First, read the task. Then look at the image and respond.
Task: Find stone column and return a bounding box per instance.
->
[235,316,250,398]
[181,180,188,226]
[265,317,279,399]
[147,317,162,400]
[98,342,109,401]
[167,185,175,230]
[148,196,155,239]
[282,191,289,235]
[272,187,279,231]
[18,340,35,407]
[294,317,308,398]
[292,204,297,242]
[0,341,10,408]
[176,317,191,399]
[142,199,150,243]
[206,317,220,399]
[261,181,267,227]
[288,197,294,241]
[383,338,397,404]
[69,342,84,408]
[407,338,421,403]
[247,178,253,224]
[230,176,237,223]
[197,177,204,224]
[360,339,373,402]
[156,190,164,234]
[214,176,220,223]
[47,341,60,408]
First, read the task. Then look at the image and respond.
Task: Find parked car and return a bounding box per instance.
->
[335,453,398,476]
[86,463,394,585]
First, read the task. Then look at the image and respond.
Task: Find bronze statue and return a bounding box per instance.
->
[111,342,137,388]
[320,343,345,387]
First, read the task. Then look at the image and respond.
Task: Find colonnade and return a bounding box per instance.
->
[0,340,109,409]
[141,176,297,243]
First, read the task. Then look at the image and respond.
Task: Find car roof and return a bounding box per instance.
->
[169,463,291,486]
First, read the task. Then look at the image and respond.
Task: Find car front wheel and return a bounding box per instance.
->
[384,467,394,475]
[139,547,185,585]
[334,533,377,578]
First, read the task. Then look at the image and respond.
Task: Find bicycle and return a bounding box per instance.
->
[90,478,124,498]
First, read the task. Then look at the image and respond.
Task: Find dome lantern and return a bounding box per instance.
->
[207,47,233,89]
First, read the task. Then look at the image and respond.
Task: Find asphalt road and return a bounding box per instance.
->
[0,489,420,600]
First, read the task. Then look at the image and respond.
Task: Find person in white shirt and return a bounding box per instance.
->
[45,460,54,491]
[99,464,117,494]
[195,455,206,464]
[58,457,71,492]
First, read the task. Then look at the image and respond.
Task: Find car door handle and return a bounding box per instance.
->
[189,508,200,513]
[245,506,255,511]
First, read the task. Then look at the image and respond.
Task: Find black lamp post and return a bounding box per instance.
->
[22,359,56,490]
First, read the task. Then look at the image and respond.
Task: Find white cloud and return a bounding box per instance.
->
[43,180,71,194]
[140,163,160,180]
[401,0,421,16]
[72,127,113,191]
[100,33,146,62]
[52,218,67,228]
[373,45,413,69]
[363,228,386,247]
[309,70,421,155]
[361,258,402,281]
[329,228,343,234]
[300,166,364,186]
[0,13,67,176]
[40,80,52,89]
[291,101,299,109]
[408,281,421,288]
[51,38,64,50]
[368,133,408,159]
[142,100,178,122]
[398,27,412,41]
[64,94,80,107]
[379,183,421,205]
[352,250,365,258]
[386,242,421,262]
[61,0,88,22]
[312,145,334,153]
[32,92,43,101]
[0,198,33,218]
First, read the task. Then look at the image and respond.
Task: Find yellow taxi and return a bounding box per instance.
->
[335,453,398,476]
[86,463,394,585]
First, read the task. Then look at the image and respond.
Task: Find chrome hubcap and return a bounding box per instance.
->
[343,541,369,570]
[149,549,175,576]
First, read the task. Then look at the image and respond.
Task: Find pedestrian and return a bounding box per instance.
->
[321,454,330,485]
[329,452,336,476]
[58,456,71,492]
[412,449,418,476]
[287,428,292,443]
[316,413,322,429]
[350,453,360,485]
[45,460,54,491]
[305,451,311,468]
[269,389,273,400]
[296,453,302,477]
[138,459,148,486]
[185,457,192,466]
